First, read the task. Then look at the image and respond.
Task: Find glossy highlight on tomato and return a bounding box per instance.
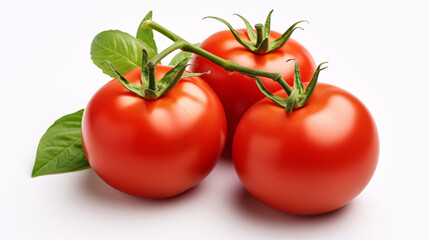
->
[233,83,379,215]
[190,29,316,156]
[81,66,226,198]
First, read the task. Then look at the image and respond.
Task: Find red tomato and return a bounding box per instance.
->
[233,83,379,215]
[81,66,226,198]
[189,29,316,157]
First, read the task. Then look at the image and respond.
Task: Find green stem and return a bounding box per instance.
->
[147,41,184,68]
[146,41,186,91]
[142,19,182,42]
[183,44,292,94]
[142,19,293,95]
[255,23,264,47]
[140,47,156,91]
[148,67,156,91]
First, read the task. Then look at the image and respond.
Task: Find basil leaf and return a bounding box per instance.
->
[169,44,199,66]
[136,11,158,60]
[32,109,89,177]
[91,30,144,78]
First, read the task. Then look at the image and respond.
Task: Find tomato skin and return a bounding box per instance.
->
[233,83,379,215]
[189,29,316,156]
[81,66,226,198]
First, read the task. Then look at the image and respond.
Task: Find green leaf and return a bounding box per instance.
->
[32,109,89,177]
[136,11,158,60]
[91,30,144,78]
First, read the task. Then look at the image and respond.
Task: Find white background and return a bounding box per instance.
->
[1,0,428,239]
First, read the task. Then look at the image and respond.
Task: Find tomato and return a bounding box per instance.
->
[81,66,226,198]
[233,83,379,215]
[189,29,316,157]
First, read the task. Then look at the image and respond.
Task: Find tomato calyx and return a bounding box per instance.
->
[105,48,209,100]
[248,60,328,113]
[204,10,307,55]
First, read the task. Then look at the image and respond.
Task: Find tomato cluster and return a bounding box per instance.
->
[80,13,378,216]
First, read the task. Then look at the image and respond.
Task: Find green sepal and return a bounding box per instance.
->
[269,20,307,52]
[105,60,143,97]
[234,13,256,42]
[300,62,329,106]
[205,10,307,54]
[203,16,253,51]
[285,89,298,113]
[250,60,328,114]
[156,57,191,98]
[105,52,209,100]
[263,9,274,39]
[156,58,210,98]
[290,59,304,93]
[247,75,286,107]
[140,48,150,89]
